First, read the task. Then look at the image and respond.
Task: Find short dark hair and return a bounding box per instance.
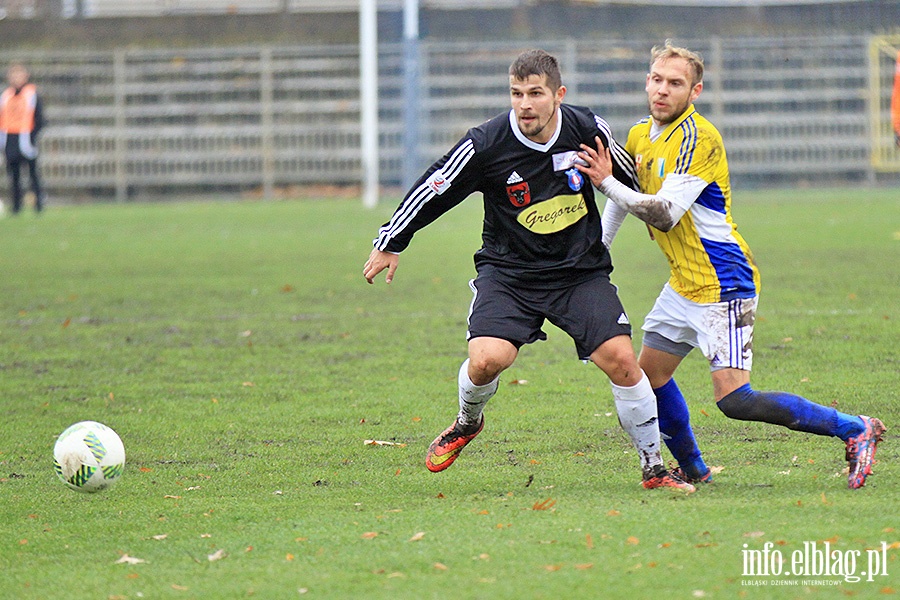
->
[509,49,562,91]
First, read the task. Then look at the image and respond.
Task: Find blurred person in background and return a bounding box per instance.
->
[892,51,900,147]
[577,40,885,490]
[0,63,45,213]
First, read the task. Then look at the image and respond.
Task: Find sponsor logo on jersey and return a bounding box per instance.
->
[617,312,630,325]
[506,181,531,207]
[506,171,523,184]
[426,170,451,195]
[516,194,587,234]
[565,168,584,192]
[635,154,644,170]
[656,158,666,178]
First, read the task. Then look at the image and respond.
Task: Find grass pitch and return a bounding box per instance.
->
[0,189,897,599]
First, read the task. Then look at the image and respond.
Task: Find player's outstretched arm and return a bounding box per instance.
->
[364,248,400,284]
[578,137,687,232]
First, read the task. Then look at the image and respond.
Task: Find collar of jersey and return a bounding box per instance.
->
[508,107,562,151]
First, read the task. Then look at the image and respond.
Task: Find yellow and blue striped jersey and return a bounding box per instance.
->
[625,104,760,303]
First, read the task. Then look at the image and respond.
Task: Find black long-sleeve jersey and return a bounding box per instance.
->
[375,104,639,289]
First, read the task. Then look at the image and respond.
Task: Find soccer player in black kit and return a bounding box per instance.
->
[364,49,694,492]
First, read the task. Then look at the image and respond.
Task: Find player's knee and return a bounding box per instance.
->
[716,384,761,421]
[467,354,507,384]
[591,337,641,383]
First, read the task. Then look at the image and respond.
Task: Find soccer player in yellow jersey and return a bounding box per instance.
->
[576,41,885,489]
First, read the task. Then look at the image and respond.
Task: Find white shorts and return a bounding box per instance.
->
[641,283,757,372]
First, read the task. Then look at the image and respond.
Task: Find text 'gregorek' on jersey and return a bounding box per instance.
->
[374,105,639,289]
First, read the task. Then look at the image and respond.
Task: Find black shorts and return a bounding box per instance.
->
[465,273,632,360]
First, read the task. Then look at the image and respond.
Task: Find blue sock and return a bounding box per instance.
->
[717,384,865,441]
[655,378,709,480]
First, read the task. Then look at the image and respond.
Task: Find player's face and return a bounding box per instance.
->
[510,75,566,144]
[645,57,702,125]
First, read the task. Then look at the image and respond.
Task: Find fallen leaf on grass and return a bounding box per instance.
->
[508,379,528,385]
[743,531,765,538]
[207,549,227,562]
[532,498,555,511]
[585,534,593,549]
[114,554,146,565]
[543,564,563,572]
[361,532,379,539]
[606,509,621,517]
[433,563,448,571]
[408,532,426,542]
[575,563,593,570]
[151,534,168,541]
[626,536,640,545]
[171,584,188,591]
[164,495,181,499]
[364,440,407,447]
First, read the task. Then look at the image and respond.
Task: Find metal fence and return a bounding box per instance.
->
[2,34,898,201]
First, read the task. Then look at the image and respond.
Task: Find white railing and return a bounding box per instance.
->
[2,35,896,200]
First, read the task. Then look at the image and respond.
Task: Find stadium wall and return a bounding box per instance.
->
[3,34,897,202]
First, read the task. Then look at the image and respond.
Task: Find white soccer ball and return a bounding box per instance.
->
[53,421,125,493]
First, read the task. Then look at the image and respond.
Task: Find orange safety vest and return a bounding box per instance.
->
[0,83,37,135]
[893,51,900,138]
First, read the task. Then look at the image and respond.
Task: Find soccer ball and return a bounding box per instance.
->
[53,421,125,493]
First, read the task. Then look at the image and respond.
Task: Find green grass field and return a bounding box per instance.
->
[1,189,898,599]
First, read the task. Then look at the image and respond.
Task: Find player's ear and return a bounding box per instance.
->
[690,81,703,103]
[555,85,567,103]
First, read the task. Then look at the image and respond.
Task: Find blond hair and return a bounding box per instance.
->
[650,40,704,86]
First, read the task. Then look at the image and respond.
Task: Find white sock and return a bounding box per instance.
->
[611,373,663,471]
[457,359,498,428]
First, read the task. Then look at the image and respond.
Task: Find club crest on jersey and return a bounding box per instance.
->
[507,181,531,207]
[565,168,583,192]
